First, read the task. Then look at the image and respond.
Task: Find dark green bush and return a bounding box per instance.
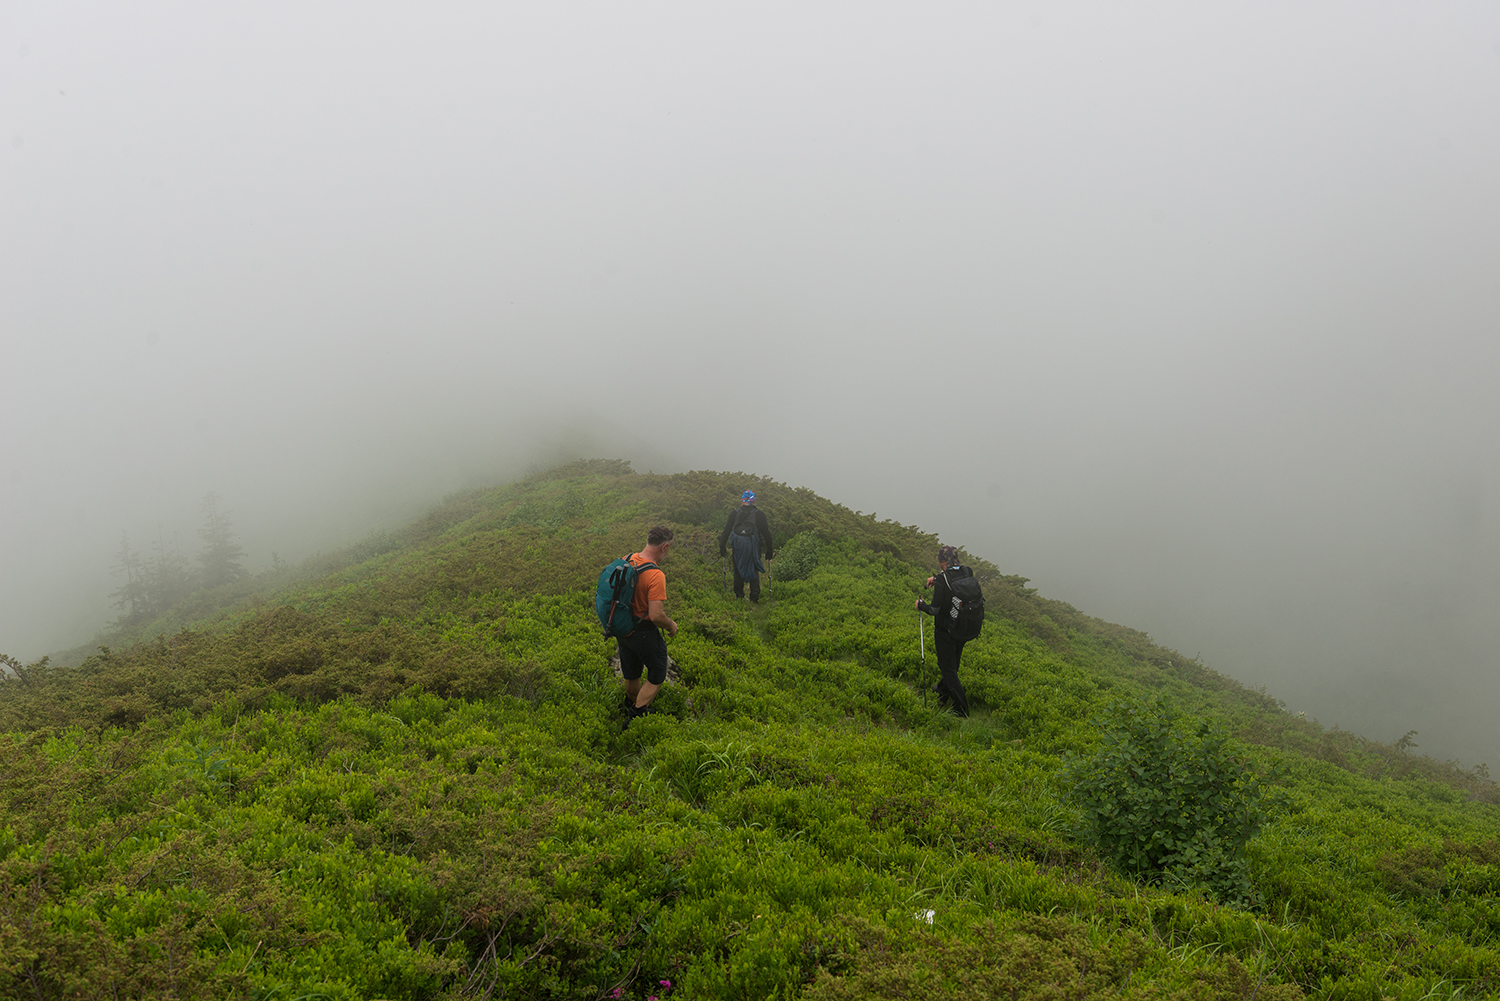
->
[1063,696,1275,905]
[772,532,821,582]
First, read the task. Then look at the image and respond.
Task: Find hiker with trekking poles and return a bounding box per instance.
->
[718,490,774,603]
[915,544,983,717]
[595,526,678,720]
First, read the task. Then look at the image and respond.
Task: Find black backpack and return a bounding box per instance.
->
[732,506,759,537]
[941,567,985,641]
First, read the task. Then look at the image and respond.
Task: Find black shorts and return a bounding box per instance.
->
[617,624,669,686]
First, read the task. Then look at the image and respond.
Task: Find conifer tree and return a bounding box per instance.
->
[108,532,148,621]
[146,527,192,611]
[196,492,248,589]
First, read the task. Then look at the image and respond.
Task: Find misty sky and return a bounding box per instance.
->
[5,3,1499,766]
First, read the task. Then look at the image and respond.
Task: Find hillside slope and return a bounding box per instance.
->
[2,460,1498,999]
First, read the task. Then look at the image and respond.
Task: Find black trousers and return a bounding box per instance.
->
[934,631,970,717]
[732,566,761,601]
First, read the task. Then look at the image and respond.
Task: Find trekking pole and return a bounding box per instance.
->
[919,612,926,708]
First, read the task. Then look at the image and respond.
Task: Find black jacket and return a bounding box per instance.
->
[718,505,773,558]
[918,564,974,635]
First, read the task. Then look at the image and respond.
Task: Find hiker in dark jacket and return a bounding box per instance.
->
[718,490,774,602]
[915,544,973,717]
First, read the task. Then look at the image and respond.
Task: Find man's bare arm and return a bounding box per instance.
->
[647,599,677,638]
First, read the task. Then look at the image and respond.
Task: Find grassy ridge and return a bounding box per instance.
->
[2,460,1499,999]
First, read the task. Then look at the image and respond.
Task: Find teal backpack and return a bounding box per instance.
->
[596,556,657,638]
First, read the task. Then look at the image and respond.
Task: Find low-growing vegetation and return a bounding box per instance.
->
[3,460,1498,998]
[1064,696,1279,907]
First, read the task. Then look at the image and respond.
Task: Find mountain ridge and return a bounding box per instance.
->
[3,459,1497,998]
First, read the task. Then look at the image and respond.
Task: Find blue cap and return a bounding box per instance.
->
[742,490,755,501]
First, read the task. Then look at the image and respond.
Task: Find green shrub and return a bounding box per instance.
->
[771,532,820,582]
[1063,696,1275,906]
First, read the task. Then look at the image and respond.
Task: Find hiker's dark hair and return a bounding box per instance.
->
[647,526,675,546]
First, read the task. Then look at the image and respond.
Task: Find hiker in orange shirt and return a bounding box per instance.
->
[620,526,679,718]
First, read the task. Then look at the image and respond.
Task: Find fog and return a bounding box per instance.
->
[5,4,1498,765]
